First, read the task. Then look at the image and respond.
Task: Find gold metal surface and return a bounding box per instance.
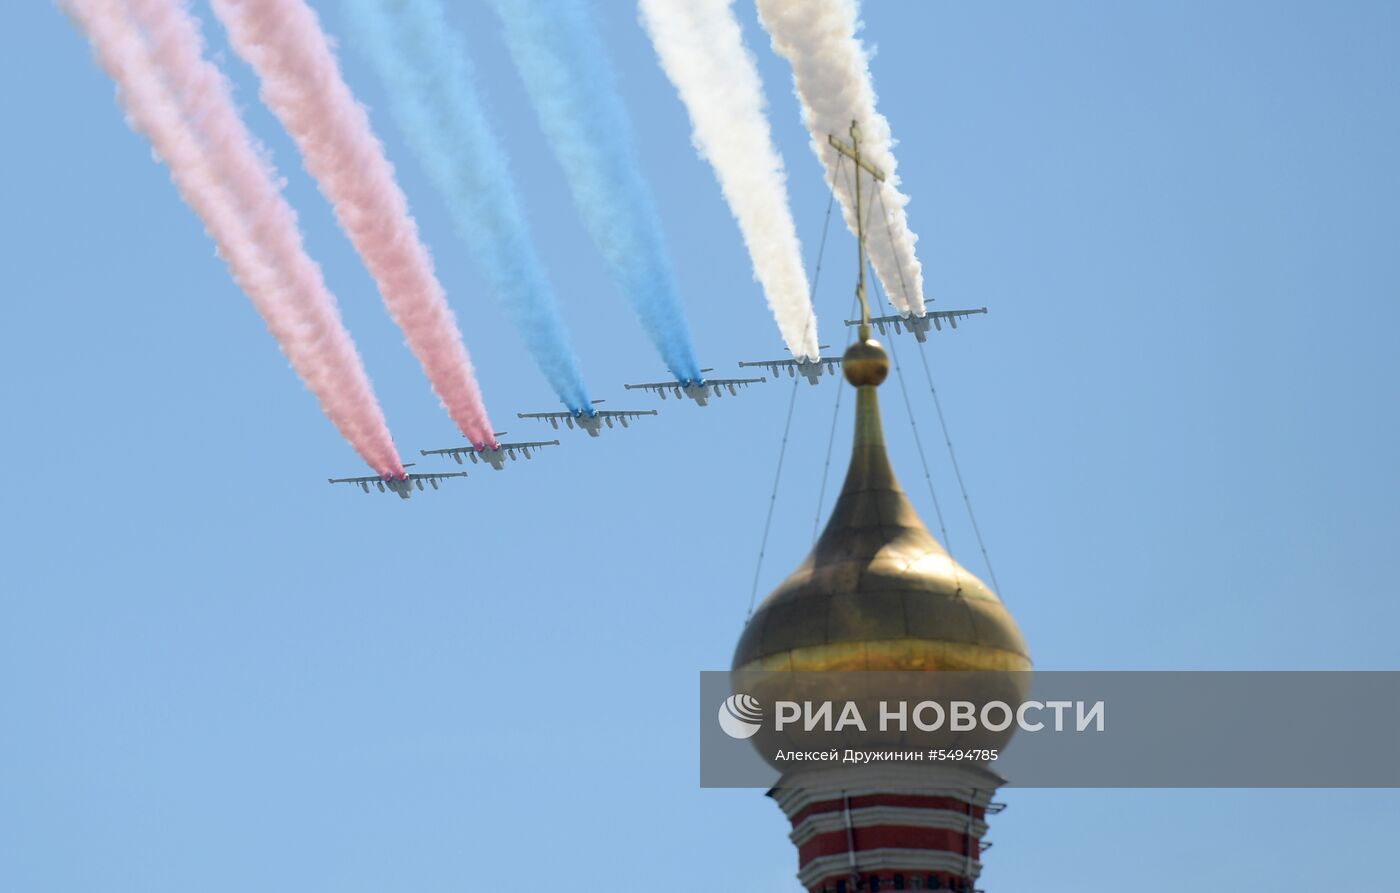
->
[733,338,1031,675]
[842,337,890,387]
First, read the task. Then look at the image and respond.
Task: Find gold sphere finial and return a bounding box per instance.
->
[843,337,890,387]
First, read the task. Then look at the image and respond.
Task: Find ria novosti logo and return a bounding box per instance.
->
[718,693,764,739]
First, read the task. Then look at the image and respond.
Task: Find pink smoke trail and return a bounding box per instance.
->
[63,0,406,478]
[209,0,497,449]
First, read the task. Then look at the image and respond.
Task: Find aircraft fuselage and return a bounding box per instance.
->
[676,380,749,405]
[796,362,828,385]
[477,449,508,470]
[682,382,711,406]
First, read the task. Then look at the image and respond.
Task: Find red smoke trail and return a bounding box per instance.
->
[210,0,497,449]
[64,0,405,478]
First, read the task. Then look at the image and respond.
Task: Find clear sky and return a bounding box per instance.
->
[2,1,1397,890]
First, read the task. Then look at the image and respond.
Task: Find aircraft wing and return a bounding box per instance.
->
[421,439,559,457]
[595,408,658,419]
[739,357,842,371]
[625,380,681,394]
[421,439,560,464]
[516,408,657,423]
[401,471,468,488]
[517,408,656,431]
[408,470,467,481]
[419,447,465,459]
[328,474,385,488]
[328,470,468,494]
[846,306,988,330]
[627,375,767,394]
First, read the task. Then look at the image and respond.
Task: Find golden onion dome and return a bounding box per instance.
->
[733,336,1030,675]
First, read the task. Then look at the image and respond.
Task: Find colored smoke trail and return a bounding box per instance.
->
[342,0,591,412]
[64,0,404,478]
[754,0,927,316]
[639,0,820,361]
[487,0,701,382]
[209,0,497,447]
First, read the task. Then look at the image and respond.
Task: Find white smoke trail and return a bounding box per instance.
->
[754,0,927,316]
[638,0,819,360]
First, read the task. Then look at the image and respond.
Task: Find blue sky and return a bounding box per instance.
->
[2,1,1396,890]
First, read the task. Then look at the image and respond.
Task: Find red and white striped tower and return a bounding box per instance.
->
[774,765,1005,892]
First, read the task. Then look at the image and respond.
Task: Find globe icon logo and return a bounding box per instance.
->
[718,693,764,739]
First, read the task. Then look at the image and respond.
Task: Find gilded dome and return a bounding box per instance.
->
[733,338,1030,675]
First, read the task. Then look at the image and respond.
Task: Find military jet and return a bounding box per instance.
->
[328,463,468,499]
[624,368,765,406]
[846,307,988,342]
[420,432,560,470]
[517,400,657,437]
[739,347,842,385]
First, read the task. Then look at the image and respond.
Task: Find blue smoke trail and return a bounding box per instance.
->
[487,0,702,383]
[341,0,591,411]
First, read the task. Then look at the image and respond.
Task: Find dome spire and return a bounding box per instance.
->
[734,119,1028,677]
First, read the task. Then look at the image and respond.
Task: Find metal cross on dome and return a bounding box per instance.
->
[828,119,886,340]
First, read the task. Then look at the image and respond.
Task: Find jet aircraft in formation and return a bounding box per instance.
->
[328,463,469,499]
[624,368,765,406]
[330,304,987,496]
[847,307,988,342]
[420,432,560,470]
[517,399,658,437]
